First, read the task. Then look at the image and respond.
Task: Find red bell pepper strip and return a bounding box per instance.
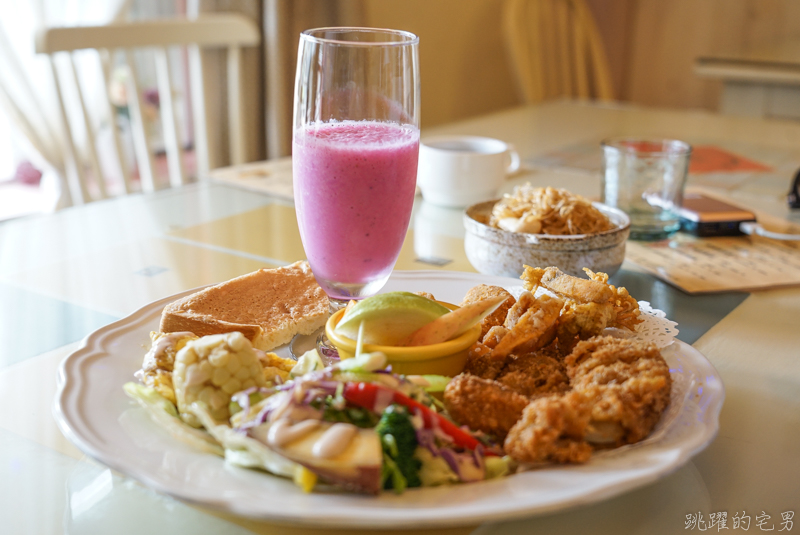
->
[342,382,497,455]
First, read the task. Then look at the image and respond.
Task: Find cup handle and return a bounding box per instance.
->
[506,144,521,175]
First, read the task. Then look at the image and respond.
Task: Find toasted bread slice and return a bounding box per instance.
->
[159,261,329,350]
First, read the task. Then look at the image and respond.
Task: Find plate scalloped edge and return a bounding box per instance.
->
[53,270,725,529]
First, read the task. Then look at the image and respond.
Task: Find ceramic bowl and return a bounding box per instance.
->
[324,302,481,377]
[463,200,630,278]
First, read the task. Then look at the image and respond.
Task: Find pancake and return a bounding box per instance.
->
[159,261,330,350]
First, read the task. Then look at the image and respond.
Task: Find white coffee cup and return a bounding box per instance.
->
[416,135,521,208]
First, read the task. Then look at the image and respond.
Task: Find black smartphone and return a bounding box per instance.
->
[678,193,757,237]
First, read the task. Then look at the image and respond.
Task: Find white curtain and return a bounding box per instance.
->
[0,0,129,209]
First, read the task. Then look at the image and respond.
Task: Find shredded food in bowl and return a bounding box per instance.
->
[489,185,614,235]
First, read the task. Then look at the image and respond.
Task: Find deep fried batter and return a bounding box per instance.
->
[463,341,505,379]
[565,336,671,447]
[453,278,668,466]
[555,301,616,353]
[520,266,643,355]
[584,269,642,331]
[461,285,516,339]
[504,391,593,464]
[482,325,508,348]
[493,293,563,359]
[566,335,662,376]
[444,374,530,439]
[496,349,570,398]
[523,266,613,304]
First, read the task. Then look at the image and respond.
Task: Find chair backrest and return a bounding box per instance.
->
[35,15,260,206]
[502,0,614,104]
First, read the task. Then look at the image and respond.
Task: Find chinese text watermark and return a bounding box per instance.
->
[686,511,794,531]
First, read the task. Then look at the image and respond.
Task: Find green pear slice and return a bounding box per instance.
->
[334,291,450,346]
[404,295,507,346]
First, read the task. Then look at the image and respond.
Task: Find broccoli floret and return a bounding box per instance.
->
[375,404,421,491]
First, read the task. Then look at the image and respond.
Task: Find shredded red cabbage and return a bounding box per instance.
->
[230,386,277,418]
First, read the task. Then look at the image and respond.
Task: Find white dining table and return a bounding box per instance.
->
[1,99,798,535]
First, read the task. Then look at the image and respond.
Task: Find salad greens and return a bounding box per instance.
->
[125,344,512,495]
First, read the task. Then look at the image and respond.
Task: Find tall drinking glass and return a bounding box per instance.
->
[293,28,420,312]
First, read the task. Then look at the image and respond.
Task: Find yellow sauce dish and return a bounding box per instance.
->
[325,302,481,376]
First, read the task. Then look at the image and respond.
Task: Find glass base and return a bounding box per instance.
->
[289,327,321,360]
[288,327,340,364]
[629,230,677,241]
[627,211,680,241]
[317,275,392,302]
[629,222,680,241]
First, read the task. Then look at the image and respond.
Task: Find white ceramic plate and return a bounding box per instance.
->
[54,270,724,529]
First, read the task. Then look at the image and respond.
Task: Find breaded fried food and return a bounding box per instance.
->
[463,341,505,379]
[555,300,616,352]
[415,291,436,301]
[523,266,613,304]
[461,285,515,338]
[492,294,563,359]
[504,391,593,464]
[503,290,536,329]
[520,266,642,354]
[482,325,508,348]
[496,349,570,398]
[566,336,671,447]
[444,374,530,439]
[583,269,642,331]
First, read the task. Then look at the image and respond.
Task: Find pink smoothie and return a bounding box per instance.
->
[293,121,419,299]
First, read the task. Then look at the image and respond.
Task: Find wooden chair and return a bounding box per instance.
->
[502,0,614,104]
[35,15,260,206]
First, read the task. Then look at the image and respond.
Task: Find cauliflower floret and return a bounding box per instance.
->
[173,332,267,427]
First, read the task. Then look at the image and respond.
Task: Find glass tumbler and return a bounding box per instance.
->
[292,27,420,305]
[601,138,691,240]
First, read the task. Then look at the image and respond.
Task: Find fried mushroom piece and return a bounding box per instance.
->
[496,348,570,398]
[565,336,672,447]
[504,391,593,464]
[461,284,516,338]
[444,374,530,439]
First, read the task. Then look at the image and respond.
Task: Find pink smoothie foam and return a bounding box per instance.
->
[293,121,419,299]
